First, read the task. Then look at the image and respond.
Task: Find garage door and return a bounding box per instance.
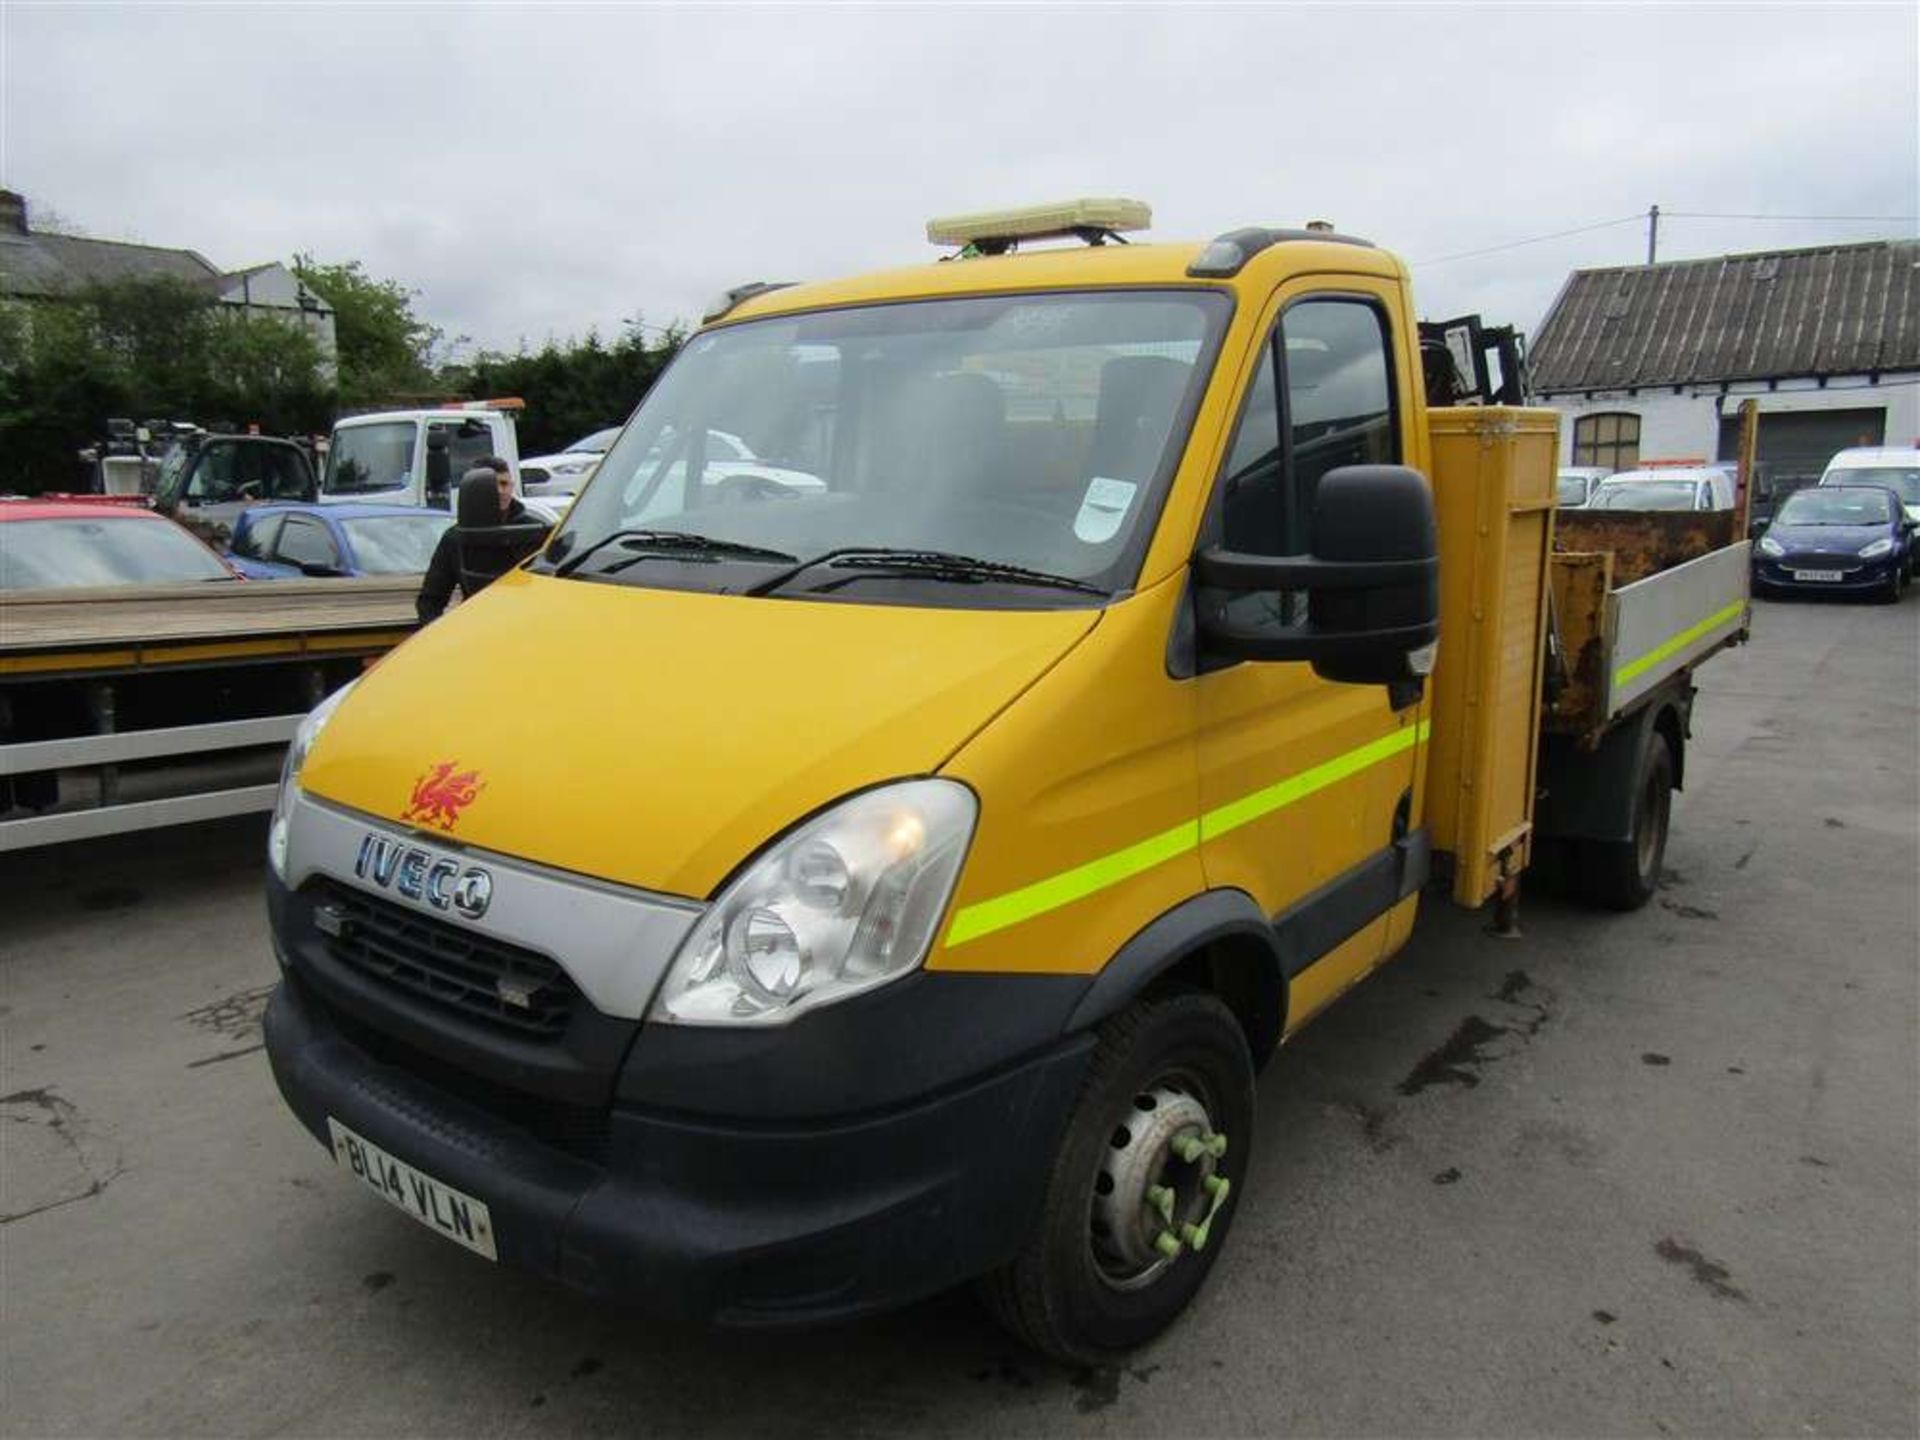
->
[1718,407,1886,487]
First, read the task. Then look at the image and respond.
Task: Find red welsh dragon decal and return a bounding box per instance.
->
[402,762,485,831]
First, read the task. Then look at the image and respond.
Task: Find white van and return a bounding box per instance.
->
[1821,446,1920,574]
[1586,466,1735,512]
[1820,446,1920,523]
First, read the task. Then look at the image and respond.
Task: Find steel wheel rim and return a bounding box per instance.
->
[1086,1066,1230,1293]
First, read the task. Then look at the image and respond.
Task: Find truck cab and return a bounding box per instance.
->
[260,200,1744,1364]
[321,404,533,512]
[153,434,318,540]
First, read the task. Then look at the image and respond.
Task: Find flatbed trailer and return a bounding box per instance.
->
[1420,408,1749,916]
[1,578,417,850]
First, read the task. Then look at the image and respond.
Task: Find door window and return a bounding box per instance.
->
[429,421,500,486]
[232,512,286,559]
[1222,298,1398,558]
[1217,297,1399,627]
[275,516,341,570]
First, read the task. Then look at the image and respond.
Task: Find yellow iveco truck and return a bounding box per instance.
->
[261,200,1749,1362]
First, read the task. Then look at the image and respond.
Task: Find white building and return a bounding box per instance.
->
[1530,239,1919,486]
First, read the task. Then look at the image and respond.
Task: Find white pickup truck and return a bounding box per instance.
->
[320,404,575,518]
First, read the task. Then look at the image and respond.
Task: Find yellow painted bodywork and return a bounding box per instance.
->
[301,228,1553,1043]
[1423,408,1559,906]
[302,570,1097,897]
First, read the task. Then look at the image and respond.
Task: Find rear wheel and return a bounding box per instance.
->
[978,992,1255,1364]
[1578,736,1673,911]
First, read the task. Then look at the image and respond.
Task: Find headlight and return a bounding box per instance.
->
[1757,536,1785,558]
[1859,537,1895,559]
[551,458,597,478]
[651,779,977,1026]
[268,680,356,880]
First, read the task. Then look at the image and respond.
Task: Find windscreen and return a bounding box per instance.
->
[325,423,415,495]
[1824,467,1920,505]
[1557,477,1589,507]
[1,518,236,589]
[551,290,1230,599]
[340,514,454,573]
[1590,481,1698,511]
[1777,489,1896,526]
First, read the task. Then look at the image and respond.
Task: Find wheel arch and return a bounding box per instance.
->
[1066,889,1286,1071]
[1536,675,1694,842]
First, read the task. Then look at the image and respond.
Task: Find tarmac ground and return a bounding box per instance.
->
[2,590,1915,1437]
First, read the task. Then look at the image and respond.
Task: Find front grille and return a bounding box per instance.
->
[1780,552,1862,570]
[324,999,610,1165]
[310,880,578,1039]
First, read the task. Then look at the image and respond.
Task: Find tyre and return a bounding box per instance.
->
[978,991,1255,1364]
[1577,736,1673,911]
[1875,567,1904,604]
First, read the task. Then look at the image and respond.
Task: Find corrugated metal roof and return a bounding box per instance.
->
[0,230,219,298]
[1530,238,1920,393]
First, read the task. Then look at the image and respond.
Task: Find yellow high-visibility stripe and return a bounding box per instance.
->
[1199,719,1430,842]
[1613,600,1746,689]
[943,718,1431,948]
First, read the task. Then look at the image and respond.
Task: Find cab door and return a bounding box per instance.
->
[1193,282,1430,1033]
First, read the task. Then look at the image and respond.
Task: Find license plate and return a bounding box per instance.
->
[327,1118,498,1260]
[1793,569,1845,582]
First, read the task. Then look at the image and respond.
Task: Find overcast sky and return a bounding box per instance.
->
[3,3,1915,361]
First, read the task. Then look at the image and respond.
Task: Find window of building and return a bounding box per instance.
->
[1573,412,1640,470]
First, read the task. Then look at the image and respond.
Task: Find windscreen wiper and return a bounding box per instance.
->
[553,529,796,577]
[747,546,1106,598]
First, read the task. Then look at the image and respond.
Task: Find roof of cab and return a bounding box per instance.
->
[722,236,1407,326]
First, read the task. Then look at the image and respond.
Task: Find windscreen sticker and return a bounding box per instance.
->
[1074,476,1138,544]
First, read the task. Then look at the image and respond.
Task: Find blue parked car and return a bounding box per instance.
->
[227,503,453,580]
[1753,485,1914,603]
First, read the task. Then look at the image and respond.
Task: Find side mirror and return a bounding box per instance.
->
[1194,464,1439,686]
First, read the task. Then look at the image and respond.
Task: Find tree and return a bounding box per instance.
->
[463,318,683,456]
[0,277,332,492]
[292,256,442,407]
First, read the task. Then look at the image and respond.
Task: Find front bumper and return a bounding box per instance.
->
[264,970,1091,1324]
[1752,556,1899,593]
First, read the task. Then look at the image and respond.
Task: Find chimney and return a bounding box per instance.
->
[0,191,26,235]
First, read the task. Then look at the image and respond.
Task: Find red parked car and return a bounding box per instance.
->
[0,500,244,590]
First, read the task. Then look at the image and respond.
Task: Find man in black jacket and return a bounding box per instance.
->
[416,458,551,622]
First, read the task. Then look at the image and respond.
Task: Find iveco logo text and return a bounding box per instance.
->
[354,835,493,919]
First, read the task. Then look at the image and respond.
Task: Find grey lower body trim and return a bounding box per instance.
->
[283,792,705,1020]
[1274,829,1431,979]
[0,784,279,851]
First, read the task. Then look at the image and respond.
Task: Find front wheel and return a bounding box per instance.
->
[978,992,1255,1364]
